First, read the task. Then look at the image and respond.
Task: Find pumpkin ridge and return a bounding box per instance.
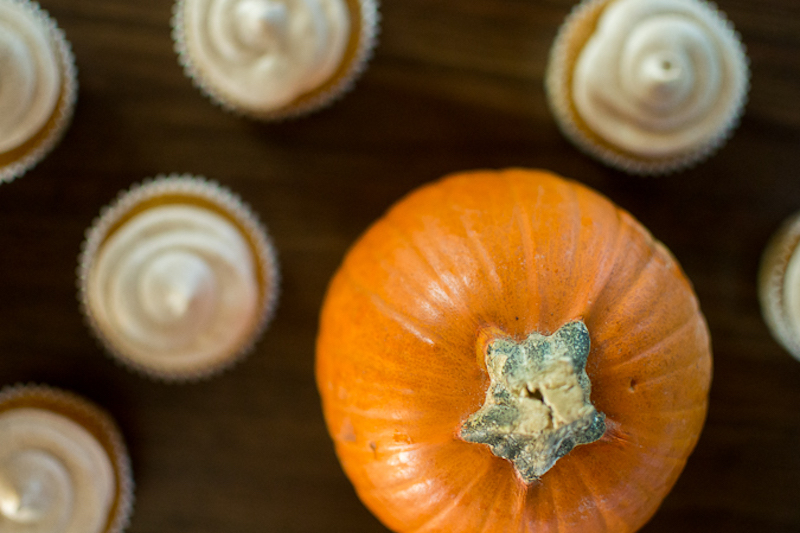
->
[601,425,691,461]
[590,243,659,323]
[407,457,495,533]
[652,404,706,416]
[619,356,705,389]
[331,394,470,430]
[632,445,690,463]
[568,460,612,532]
[565,443,667,532]
[381,217,470,316]
[507,176,546,331]
[356,445,453,495]
[594,314,698,377]
[382,213,484,329]
[330,402,431,422]
[585,249,674,372]
[470,476,497,533]
[358,462,433,500]
[511,477,529,533]
[339,265,449,348]
[458,214,506,305]
[581,208,635,330]
[550,177,585,322]
[537,476,561,533]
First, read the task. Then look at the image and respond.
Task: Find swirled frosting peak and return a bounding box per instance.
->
[0,408,115,533]
[183,0,351,111]
[87,204,260,373]
[0,1,61,154]
[571,0,747,158]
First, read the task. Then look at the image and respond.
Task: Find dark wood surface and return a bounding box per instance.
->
[1,0,800,531]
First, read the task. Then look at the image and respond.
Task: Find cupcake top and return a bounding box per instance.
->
[0,0,61,154]
[0,0,76,184]
[174,0,374,118]
[79,176,280,380]
[759,212,800,361]
[0,386,132,533]
[779,244,800,346]
[548,0,749,173]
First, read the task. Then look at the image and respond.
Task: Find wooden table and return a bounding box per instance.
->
[1,0,799,531]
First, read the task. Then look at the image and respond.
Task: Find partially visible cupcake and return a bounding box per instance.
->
[759,212,800,362]
[0,384,133,533]
[545,0,749,175]
[78,175,280,381]
[172,0,379,120]
[0,0,77,184]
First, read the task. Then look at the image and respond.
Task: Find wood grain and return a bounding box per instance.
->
[1,0,799,531]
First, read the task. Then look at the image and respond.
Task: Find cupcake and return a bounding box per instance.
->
[172,0,379,120]
[78,175,280,381]
[759,212,800,362]
[0,384,133,533]
[0,0,77,184]
[545,0,749,175]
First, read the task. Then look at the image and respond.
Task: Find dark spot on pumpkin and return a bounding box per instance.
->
[515,316,519,321]
[369,441,378,458]
[629,379,637,392]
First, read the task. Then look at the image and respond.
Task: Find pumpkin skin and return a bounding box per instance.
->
[316,168,712,533]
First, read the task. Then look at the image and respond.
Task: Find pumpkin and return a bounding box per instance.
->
[316,168,712,533]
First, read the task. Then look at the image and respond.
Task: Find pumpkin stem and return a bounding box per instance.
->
[460,321,605,483]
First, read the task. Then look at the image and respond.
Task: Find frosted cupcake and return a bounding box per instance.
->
[78,175,280,381]
[0,384,133,533]
[545,0,749,174]
[0,0,77,184]
[759,212,800,362]
[172,0,379,120]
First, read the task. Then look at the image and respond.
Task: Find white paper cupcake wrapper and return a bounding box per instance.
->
[0,0,78,185]
[0,384,135,533]
[759,212,800,362]
[77,175,281,382]
[545,0,750,176]
[171,0,380,121]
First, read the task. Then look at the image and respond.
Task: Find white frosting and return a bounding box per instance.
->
[572,0,746,158]
[759,214,800,362]
[0,408,114,533]
[87,204,260,372]
[0,1,61,153]
[183,0,351,111]
[783,246,800,339]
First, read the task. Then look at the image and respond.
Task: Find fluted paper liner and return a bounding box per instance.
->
[544,0,749,175]
[0,384,134,533]
[171,0,380,121]
[0,0,78,184]
[78,175,281,382]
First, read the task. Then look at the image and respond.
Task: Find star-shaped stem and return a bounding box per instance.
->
[460,321,605,483]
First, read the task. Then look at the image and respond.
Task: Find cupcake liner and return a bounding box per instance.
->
[759,212,800,362]
[0,0,78,185]
[0,384,134,533]
[545,0,749,175]
[171,0,380,121]
[78,174,281,382]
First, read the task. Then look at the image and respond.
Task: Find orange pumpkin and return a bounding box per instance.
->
[316,168,712,533]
